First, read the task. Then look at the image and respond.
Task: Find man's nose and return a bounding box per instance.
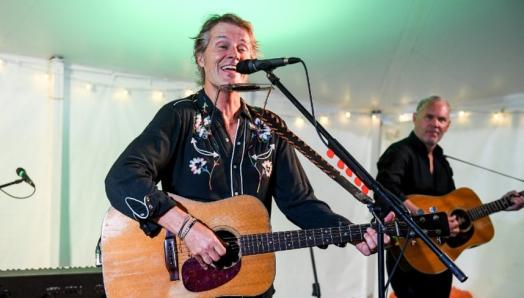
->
[430,117,440,126]
[227,47,241,60]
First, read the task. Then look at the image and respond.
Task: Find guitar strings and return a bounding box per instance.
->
[171,222,418,254]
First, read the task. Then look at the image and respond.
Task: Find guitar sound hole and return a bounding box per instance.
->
[213,230,240,269]
[451,209,471,232]
[447,209,473,248]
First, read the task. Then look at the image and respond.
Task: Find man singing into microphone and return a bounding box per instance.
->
[105,13,393,297]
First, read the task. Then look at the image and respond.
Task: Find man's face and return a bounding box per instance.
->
[197,22,254,89]
[413,101,451,149]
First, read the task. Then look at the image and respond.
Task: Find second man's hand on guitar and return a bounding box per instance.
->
[504,190,524,211]
[448,214,460,237]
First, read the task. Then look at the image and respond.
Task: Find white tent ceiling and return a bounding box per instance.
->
[1,0,523,115]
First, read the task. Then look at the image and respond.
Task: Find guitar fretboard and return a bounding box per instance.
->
[240,222,407,256]
[467,191,523,221]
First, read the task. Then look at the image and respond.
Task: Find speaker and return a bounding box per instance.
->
[0,267,104,297]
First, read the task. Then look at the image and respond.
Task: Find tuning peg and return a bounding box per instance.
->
[429,206,437,213]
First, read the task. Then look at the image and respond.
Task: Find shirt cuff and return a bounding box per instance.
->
[138,191,176,237]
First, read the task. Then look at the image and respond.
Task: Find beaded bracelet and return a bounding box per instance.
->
[177,214,192,238]
[179,216,197,240]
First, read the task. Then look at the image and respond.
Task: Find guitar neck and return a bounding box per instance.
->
[467,191,523,221]
[240,222,406,256]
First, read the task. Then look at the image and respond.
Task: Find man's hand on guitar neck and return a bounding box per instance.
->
[355,211,395,256]
[504,190,524,211]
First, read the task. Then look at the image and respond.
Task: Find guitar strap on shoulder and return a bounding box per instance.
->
[251,108,374,205]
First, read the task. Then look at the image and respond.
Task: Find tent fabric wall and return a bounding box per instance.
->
[1,53,522,297]
[0,55,55,269]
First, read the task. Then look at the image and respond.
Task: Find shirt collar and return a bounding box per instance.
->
[194,89,253,121]
[408,131,444,157]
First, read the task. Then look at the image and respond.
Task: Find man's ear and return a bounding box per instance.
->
[197,54,204,68]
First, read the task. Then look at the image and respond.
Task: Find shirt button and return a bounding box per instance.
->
[234,192,239,196]
[237,141,241,145]
[233,164,238,169]
[225,137,230,142]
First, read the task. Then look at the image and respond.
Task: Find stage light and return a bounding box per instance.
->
[398,113,411,122]
[113,88,129,100]
[152,90,164,102]
[294,117,305,128]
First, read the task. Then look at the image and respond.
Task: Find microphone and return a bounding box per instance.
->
[236,57,301,74]
[16,167,35,187]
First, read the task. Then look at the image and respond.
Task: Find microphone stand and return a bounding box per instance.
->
[309,247,321,297]
[0,179,24,190]
[263,69,468,298]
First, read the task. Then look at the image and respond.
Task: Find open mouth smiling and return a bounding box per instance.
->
[221,65,236,72]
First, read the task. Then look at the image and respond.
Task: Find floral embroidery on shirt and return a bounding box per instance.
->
[189,156,218,190]
[194,113,212,139]
[261,160,273,177]
[249,118,272,143]
[189,157,208,175]
[190,106,221,191]
[249,143,275,193]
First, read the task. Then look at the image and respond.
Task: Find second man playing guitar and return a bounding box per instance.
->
[375,96,524,298]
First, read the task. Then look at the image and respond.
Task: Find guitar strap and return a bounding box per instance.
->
[250,108,374,205]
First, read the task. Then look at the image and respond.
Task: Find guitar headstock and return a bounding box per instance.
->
[406,212,450,237]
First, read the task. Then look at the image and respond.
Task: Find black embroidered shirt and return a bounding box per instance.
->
[105,89,349,236]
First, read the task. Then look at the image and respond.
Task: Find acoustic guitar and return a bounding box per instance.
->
[101,194,448,297]
[399,187,522,274]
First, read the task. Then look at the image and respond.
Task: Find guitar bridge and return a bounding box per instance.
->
[164,231,179,281]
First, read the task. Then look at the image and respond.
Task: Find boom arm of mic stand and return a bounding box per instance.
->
[263,70,468,283]
[0,178,24,189]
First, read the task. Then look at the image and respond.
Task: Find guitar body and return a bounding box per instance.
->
[101,195,275,298]
[400,187,495,274]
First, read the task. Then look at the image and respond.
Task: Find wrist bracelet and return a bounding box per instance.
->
[179,217,197,240]
[177,214,192,238]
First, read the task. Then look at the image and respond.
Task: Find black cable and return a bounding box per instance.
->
[0,185,36,199]
[299,60,329,148]
[383,231,412,296]
[445,155,524,183]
